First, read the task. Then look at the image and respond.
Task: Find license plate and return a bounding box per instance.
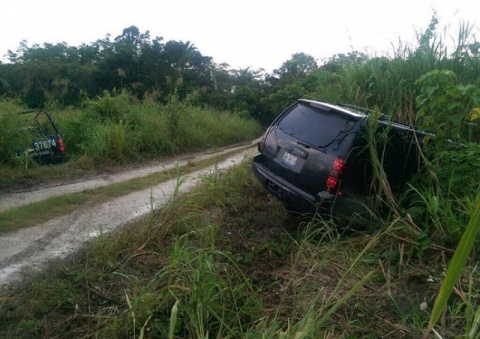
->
[282,151,297,167]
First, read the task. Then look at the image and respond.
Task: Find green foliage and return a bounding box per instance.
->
[260,15,480,127]
[273,52,318,81]
[425,192,480,337]
[406,184,477,245]
[0,103,53,167]
[415,70,480,143]
[414,69,480,198]
[0,89,261,176]
[167,236,261,337]
[408,68,480,338]
[165,86,183,140]
[262,83,306,115]
[401,70,480,245]
[0,111,32,163]
[85,90,132,122]
[81,120,130,162]
[127,106,174,155]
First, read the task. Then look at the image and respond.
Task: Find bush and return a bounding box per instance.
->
[84,90,131,123]
[0,111,36,165]
[406,70,480,244]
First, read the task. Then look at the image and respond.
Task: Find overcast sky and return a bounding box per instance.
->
[1,0,478,72]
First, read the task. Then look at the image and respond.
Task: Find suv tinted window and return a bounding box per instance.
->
[278,104,357,148]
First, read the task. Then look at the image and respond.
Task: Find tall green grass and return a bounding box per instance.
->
[62,90,262,162]
[0,104,37,165]
[306,18,480,125]
[305,21,480,335]
[0,91,262,189]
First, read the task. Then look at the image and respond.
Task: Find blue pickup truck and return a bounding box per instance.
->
[17,110,66,164]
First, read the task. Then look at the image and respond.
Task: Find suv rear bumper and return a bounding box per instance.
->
[252,154,347,214]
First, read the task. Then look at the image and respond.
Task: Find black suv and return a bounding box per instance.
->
[252,99,425,215]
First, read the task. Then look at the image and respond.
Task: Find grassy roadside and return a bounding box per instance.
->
[0,94,263,192]
[1,159,476,337]
[0,144,257,234]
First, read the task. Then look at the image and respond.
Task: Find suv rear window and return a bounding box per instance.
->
[278,104,357,148]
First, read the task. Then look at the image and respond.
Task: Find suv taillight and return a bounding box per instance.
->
[58,138,65,152]
[326,157,345,195]
[326,176,339,189]
[333,158,345,172]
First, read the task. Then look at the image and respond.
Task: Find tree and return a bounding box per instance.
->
[161,40,214,101]
[321,51,368,73]
[273,53,317,81]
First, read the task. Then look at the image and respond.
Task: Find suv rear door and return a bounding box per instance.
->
[261,101,361,197]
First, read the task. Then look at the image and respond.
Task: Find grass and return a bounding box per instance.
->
[425,192,480,337]
[0,93,262,191]
[1,159,478,337]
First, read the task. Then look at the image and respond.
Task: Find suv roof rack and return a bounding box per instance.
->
[335,103,391,121]
[298,99,365,118]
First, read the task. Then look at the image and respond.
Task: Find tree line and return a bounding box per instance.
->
[0,26,269,123]
[0,25,374,124]
[1,19,479,126]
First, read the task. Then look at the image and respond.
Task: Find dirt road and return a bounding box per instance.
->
[0,142,258,286]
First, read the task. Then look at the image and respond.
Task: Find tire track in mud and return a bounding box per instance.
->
[0,144,258,286]
[0,141,258,213]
